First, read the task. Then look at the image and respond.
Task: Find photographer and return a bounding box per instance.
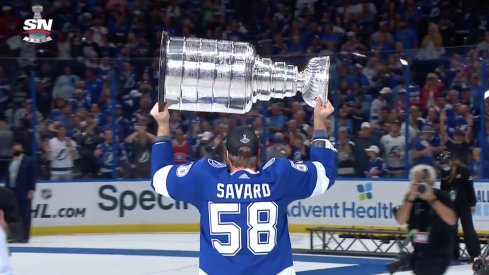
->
[395,164,457,275]
[438,151,480,261]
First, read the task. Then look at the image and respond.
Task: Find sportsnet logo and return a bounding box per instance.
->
[22,5,53,43]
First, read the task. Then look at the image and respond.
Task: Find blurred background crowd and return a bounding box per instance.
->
[1,0,489,180]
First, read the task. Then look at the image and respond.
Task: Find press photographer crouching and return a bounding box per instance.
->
[438,151,480,261]
[394,164,457,275]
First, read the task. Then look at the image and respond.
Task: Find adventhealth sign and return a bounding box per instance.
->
[287,181,397,226]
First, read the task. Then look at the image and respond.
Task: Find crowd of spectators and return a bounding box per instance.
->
[0,0,489,180]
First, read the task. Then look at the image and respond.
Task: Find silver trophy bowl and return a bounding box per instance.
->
[158,32,330,114]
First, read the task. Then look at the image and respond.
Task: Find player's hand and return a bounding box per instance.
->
[314,97,334,120]
[150,102,170,126]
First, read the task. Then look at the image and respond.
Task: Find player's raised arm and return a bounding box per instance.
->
[272,97,337,201]
[308,97,337,193]
[149,102,174,196]
[149,102,202,204]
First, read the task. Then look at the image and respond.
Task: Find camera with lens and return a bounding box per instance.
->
[416,168,431,195]
[473,258,489,275]
[474,245,489,275]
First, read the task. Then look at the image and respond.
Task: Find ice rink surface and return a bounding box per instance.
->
[8,233,472,275]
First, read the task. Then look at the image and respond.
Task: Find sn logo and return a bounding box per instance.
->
[22,5,53,43]
[23,19,53,32]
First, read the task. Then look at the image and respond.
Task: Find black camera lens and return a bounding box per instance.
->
[417,183,427,194]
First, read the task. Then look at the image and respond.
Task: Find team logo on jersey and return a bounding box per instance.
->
[55,148,68,161]
[23,5,53,43]
[208,159,227,168]
[138,150,150,163]
[176,163,193,177]
[262,158,275,170]
[240,134,250,144]
[103,152,114,166]
[289,160,308,172]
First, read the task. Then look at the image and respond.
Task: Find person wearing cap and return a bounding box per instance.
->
[150,98,336,275]
[195,131,215,159]
[363,145,387,178]
[354,121,382,177]
[370,87,391,126]
[440,110,472,164]
[380,119,406,177]
[438,151,480,262]
[411,125,436,166]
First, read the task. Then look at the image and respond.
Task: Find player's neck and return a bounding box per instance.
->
[230,166,256,173]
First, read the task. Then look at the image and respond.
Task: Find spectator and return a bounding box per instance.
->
[0,67,10,111]
[173,128,190,164]
[471,147,481,179]
[267,132,291,160]
[420,72,444,112]
[476,31,489,55]
[290,135,308,162]
[354,122,382,177]
[370,87,391,126]
[70,89,91,113]
[44,124,78,180]
[53,66,79,101]
[380,119,406,177]
[94,128,128,178]
[125,124,155,178]
[0,120,12,180]
[74,114,100,178]
[363,145,387,178]
[410,125,436,166]
[266,103,286,138]
[336,126,356,177]
[416,22,445,60]
[195,131,215,159]
[440,110,472,164]
[394,20,417,50]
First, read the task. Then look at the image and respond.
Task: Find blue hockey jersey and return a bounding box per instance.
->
[151,140,336,275]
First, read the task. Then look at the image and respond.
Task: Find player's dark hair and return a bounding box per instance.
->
[227,146,259,169]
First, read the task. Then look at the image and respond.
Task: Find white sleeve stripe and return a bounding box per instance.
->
[152,165,174,198]
[310,161,330,197]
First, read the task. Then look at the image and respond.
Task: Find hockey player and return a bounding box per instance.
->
[150,97,337,275]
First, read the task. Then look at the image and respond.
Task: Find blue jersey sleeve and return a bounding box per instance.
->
[265,139,337,202]
[150,140,201,205]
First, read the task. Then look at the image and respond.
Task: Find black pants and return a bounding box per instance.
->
[17,199,32,241]
[454,206,480,259]
[0,187,23,241]
[413,257,450,275]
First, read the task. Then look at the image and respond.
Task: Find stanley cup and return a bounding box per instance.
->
[158,32,330,114]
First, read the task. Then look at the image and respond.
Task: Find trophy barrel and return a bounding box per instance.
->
[158,32,256,114]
